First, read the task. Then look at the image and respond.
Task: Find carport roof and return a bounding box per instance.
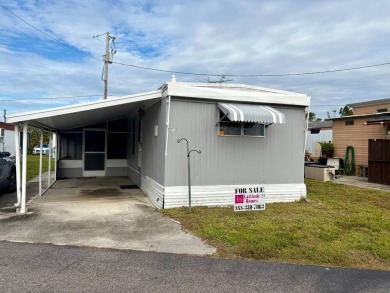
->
[7,91,162,130]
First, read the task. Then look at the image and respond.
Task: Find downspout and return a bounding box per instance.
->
[304,97,311,156]
[163,94,172,209]
[165,95,171,157]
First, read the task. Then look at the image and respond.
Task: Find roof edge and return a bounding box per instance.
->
[347,98,390,108]
[164,82,310,106]
[327,112,390,120]
[8,90,162,124]
[164,81,309,96]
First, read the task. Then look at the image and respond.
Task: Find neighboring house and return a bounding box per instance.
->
[8,79,310,209]
[329,98,390,168]
[0,121,16,157]
[306,121,333,157]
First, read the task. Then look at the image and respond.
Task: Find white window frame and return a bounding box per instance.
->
[218,121,265,137]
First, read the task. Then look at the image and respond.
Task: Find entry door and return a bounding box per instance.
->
[84,129,106,176]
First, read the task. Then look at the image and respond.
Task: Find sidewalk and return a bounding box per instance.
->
[333,175,390,191]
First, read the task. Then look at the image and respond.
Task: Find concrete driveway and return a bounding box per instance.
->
[0,177,215,255]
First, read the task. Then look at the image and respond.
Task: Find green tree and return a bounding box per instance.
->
[306,112,322,122]
[339,105,353,116]
[29,128,50,149]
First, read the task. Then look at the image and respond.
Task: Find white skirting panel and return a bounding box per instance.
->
[164,183,307,208]
[59,160,83,168]
[141,176,164,209]
[140,176,307,209]
[127,165,141,186]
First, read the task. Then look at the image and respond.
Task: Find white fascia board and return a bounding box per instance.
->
[8,90,162,123]
[166,83,310,106]
[166,81,306,96]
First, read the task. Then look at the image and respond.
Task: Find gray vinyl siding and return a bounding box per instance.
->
[141,99,167,185]
[164,99,305,187]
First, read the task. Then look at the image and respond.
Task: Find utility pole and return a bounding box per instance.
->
[94,32,116,100]
[103,32,110,100]
[0,108,6,123]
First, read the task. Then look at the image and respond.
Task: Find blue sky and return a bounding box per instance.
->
[1,0,390,119]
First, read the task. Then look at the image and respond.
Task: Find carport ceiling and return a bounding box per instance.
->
[8,91,162,130]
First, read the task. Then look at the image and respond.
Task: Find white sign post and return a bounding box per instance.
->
[234,187,266,212]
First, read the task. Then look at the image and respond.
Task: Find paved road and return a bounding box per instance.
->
[0,242,389,293]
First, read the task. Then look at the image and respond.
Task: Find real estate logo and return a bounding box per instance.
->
[234,187,266,212]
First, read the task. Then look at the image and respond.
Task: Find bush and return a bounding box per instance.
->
[319,141,335,157]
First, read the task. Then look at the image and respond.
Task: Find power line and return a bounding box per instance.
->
[0,3,102,62]
[0,94,108,102]
[111,60,390,77]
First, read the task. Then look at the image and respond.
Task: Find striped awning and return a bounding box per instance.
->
[218,103,285,124]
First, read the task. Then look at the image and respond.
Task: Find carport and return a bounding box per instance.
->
[7,91,162,214]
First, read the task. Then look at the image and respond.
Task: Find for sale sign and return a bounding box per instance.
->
[234,187,266,212]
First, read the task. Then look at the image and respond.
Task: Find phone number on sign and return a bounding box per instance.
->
[234,204,265,211]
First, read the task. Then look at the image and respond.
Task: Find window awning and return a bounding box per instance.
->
[218,103,285,124]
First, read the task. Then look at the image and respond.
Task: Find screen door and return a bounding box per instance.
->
[84,129,106,176]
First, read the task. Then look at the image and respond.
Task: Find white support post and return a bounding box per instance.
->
[48,130,52,187]
[14,124,21,207]
[54,131,57,179]
[21,122,28,214]
[39,128,43,196]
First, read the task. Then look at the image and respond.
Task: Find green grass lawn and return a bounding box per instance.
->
[162,179,390,270]
[25,154,55,182]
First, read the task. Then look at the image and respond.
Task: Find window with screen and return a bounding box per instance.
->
[219,111,265,137]
[107,118,128,159]
[60,132,82,159]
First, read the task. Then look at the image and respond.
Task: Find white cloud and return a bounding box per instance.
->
[1,0,390,118]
